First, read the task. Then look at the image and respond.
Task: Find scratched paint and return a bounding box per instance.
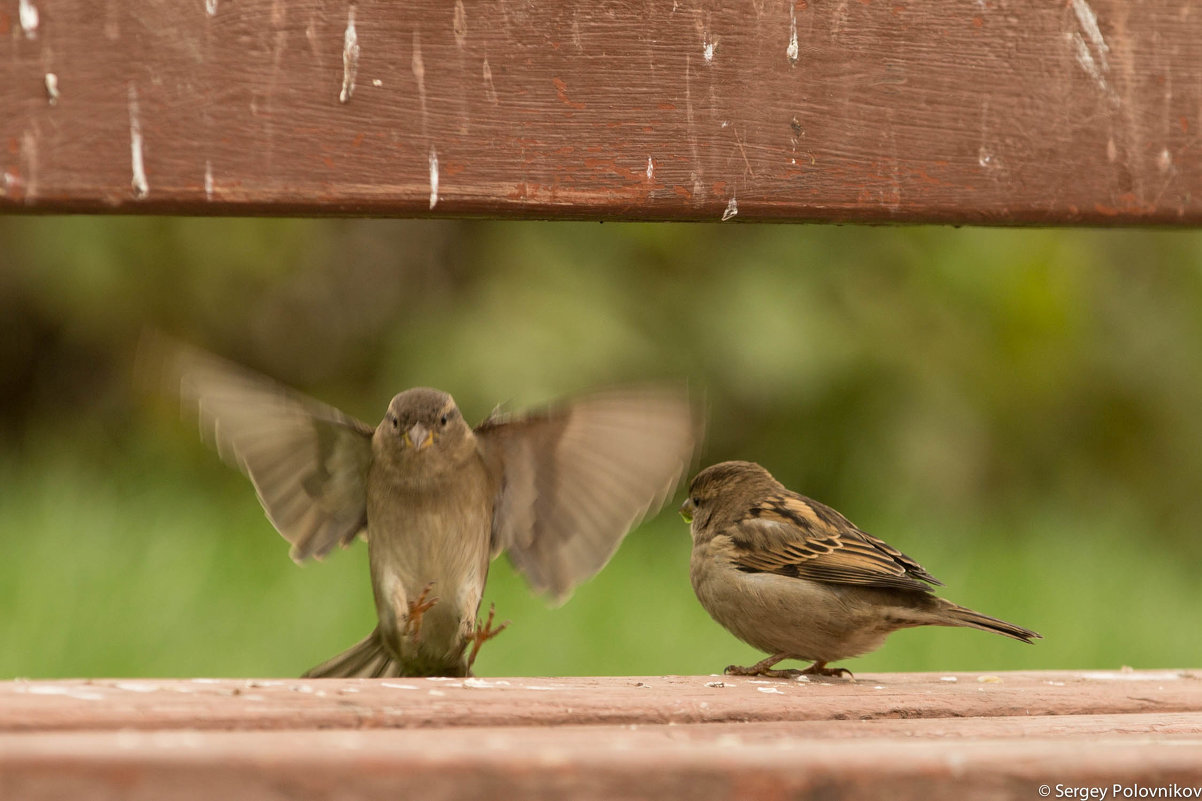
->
[646,157,654,180]
[1069,0,1114,100]
[340,6,359,104]
[128,84,149,199]
[453,0,467,45]
[429,148,439,209]
[722,196,738,220]
[482,58,499,104]
[21,130,37,201]
[44,73,59,106]
[205,0,218,16]
[204,161,214,200]
[786,9,799,64]
[19,0,38,39]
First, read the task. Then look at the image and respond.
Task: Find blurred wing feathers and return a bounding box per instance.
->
[479,386,698,602]
[149,336,374,562]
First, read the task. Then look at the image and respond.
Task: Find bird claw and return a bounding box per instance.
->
[465,603,509,673]
[723,656,853,681]
[801,662,854,680]
[401,581,440,641]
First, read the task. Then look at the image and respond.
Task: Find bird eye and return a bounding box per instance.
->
[440,414,449,426]
[691,496,701,506]
[390,417,399,430]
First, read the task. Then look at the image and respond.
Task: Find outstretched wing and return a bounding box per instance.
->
[477,385,699,602]
[144,334,374,562]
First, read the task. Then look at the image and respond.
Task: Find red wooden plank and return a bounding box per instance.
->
[1,671,1197,732]
[1,1,1199,222]
[2,719,1201,801]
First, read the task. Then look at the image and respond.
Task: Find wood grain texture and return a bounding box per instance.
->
[1,672,1200,801]
[0,1,1199,222]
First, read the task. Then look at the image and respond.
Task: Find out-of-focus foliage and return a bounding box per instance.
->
[0,217,1198,677]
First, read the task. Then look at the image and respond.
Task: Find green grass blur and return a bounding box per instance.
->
[0,219,1199,677]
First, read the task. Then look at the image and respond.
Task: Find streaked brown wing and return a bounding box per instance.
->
[144,334,374,563]
[477,385,699,603]
[729,494,940,592]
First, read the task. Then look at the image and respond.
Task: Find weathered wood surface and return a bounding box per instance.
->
[2,671,1200,800]
[1,1,1199,223]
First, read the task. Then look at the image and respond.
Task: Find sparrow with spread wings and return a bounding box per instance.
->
[148,337,699,678]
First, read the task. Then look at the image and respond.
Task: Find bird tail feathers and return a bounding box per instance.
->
[301,627,404,678]
[938,601,1041,644]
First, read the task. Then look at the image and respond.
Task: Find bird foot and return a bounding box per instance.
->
[465,603,509,672]
[725,665,806,679]
[401,581,440,641]
[801,662,854,680]
[723,654,799,679]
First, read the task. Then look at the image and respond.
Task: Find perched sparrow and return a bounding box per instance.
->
[680,461,1039,678]
[146,337,699,678]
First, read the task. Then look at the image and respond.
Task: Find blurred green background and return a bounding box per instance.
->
[0,217,1198,678]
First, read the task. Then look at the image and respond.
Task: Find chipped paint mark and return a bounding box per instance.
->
[1071,0,1109,71]
[44,73,59,106]
[204,161,214,200]
[646,157,654,180]
[1068,0,1116,101]
[205,0,218,16]
[428,148,439,209]
[21,129,38,201]
[1106,137,1117,162]
[380,682,419,690]
[722,196,738,221]
[453,0,467,45]
[756,686,784,694]
[482,58,499,104]
[786,8,799,64]
[1157,148,1172,173]
[702,37,715,63]
[19,0,38,39]
[977,147,996,169]
[413,31,429,125]
[372,78,383,87]
[339,5,359,104]
[128,84,149,199]
[685,55,703,200]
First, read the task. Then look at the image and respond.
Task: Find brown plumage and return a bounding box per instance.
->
[144,335,700,677]
[680,461,1039,678]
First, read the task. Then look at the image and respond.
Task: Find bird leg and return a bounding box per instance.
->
[401,581,440,642]
[465,603,509,673]
[801,661,854,679]
[724,654,806,679]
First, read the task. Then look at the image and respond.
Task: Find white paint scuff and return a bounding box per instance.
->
[340,5,359,104]
[703,38,715,63]
[204,161,214,200]
[482,58,499,104]
[453,0,467,46]
[1068,0,1114,100]
[721,196,738,221]
[646,157,654,180]
[44,73,59,106]
[205,0,218,17]
[19,0,39,39]
[786,9,799,64]
[428,148,439,209]
[128,84,149,199]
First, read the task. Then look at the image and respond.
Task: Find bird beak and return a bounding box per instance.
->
[406,423,435,451]
[678,498,693,523]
